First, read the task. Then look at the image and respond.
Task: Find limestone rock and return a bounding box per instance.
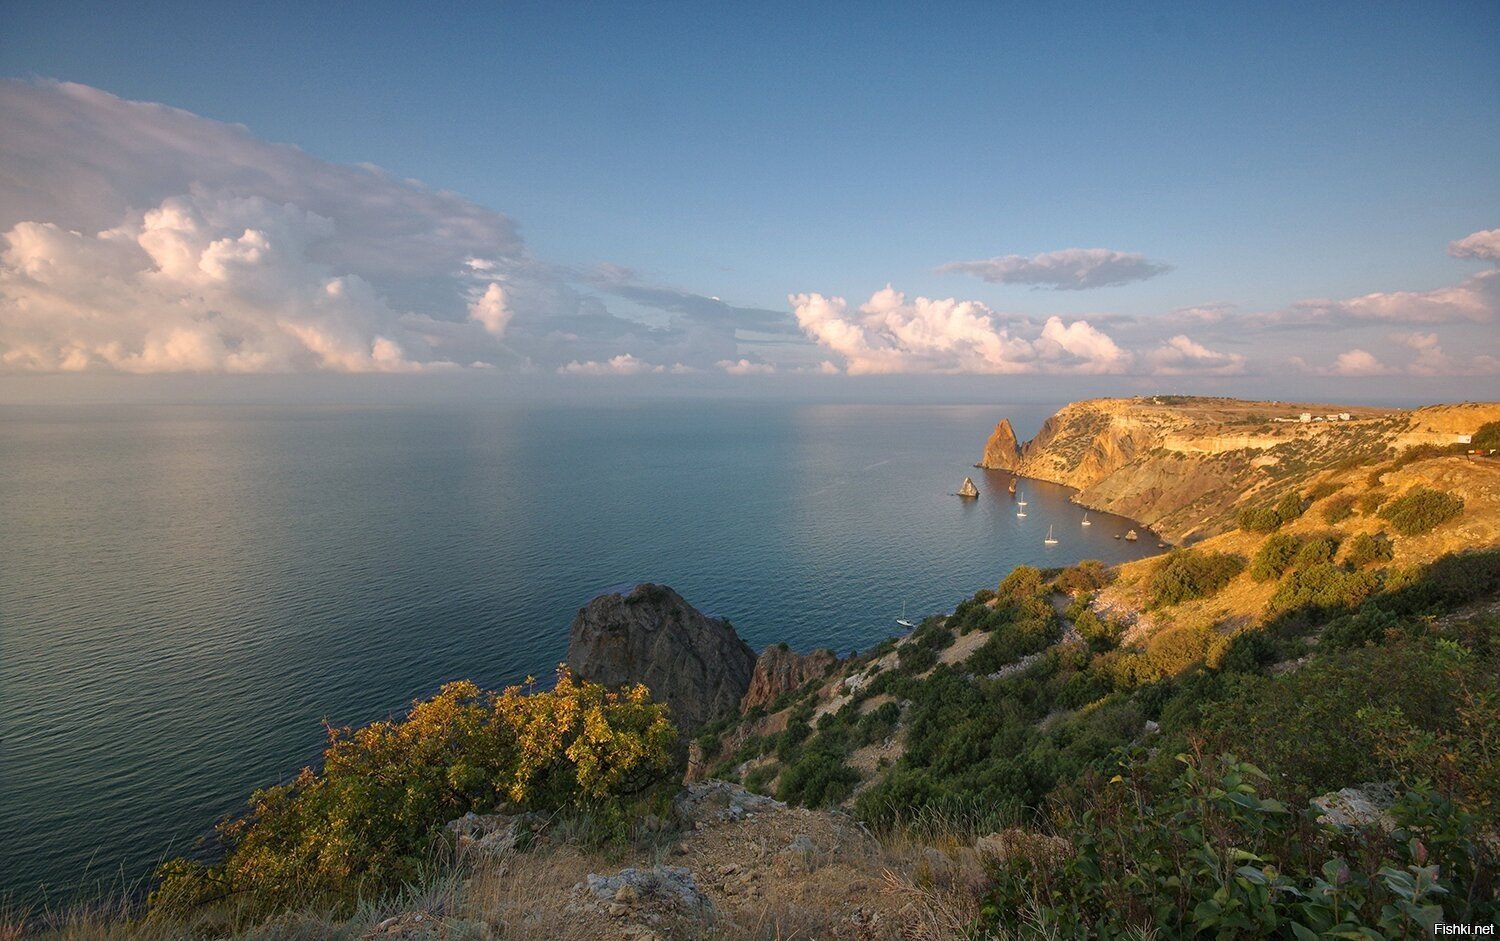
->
[581,865,714,917]
[445,811,540,860]
[672,780,785,829]
[979,418,1021,470]
[740,644,838,712]
[565,584,756,731]
[1312,784,1399,831]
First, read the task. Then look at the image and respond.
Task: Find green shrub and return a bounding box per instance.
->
[1147,549,1246,608]
[1292,533,1341,568]
[743,762,777,795]
[1237,505,1283,533]
[1378,486,1464,536]
[1267,562,1380,619]
[1145,622,1214,675]
[1274,490,1307,522]
[1473,420,1500,450]
[1306,480,1342,502]
[776,748,860,807]
[1321,493,1356,523]
[979,755,1496,938]
[1345,531,1395,567]
[150,671,676,916]
[1054,559,1111,595]
[1249,533,1300,582]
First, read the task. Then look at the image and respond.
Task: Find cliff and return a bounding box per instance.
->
[565,583,757,731]
[979,418,1021,471]
[740,644,838,712]
[978,396,1500,542]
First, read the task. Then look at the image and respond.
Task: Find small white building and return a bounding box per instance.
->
[1299,413,1312,423]
[1339,412,1352,421]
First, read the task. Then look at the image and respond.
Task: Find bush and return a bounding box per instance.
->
[1249,533,1300,582]
[1378,486,1464,536]
[1237,505,1283,533]
[777,748,860,807]
[1306,480,1342,502]
[1345,531,1395,567]
[1145,622,1214,675]
[1147,549,1246,608]
[1054,559,1111,595]
[1274,490,1307,522]
[1267,562,1380,619]
[1473,420,1500,450]
[979,755,1496,937]
[1292,533,1341,568]
[151,671,677,915]
[1358,489,1388,515]
[1321,493,1355,524]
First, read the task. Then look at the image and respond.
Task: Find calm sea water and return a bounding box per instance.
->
[0,401,1160,901]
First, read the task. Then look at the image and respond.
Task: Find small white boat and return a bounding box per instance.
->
[1081,512,1091,526]
[1044,525,1058,545]
[896,600,915,629]
[1017,509,1027,517]
[1017,495,1028,506]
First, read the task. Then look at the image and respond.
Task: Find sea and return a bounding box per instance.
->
[0,401,1161,902]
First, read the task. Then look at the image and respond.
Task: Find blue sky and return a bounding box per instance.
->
[1,1,1498,400]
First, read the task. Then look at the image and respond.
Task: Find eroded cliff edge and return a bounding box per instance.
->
[979,396,1500,542]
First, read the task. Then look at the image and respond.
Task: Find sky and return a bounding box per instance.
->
[1,1,1498,403]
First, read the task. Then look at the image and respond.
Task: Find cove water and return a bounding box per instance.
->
[0,401,1160,900]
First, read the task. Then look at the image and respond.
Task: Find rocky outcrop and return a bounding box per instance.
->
[979,418,1021,470]
[566,584,756,731]
[740,644,838,712]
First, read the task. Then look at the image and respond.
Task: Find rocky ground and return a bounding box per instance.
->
[362,782,997,941]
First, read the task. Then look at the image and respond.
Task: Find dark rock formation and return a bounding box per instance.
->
[740,644,838,713]
[979,418,1021,470]
[565,583,756,731]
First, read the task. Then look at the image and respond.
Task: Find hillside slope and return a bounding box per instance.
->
[978,396,1500,542]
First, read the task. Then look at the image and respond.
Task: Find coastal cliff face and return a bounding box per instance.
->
[979,418,1021,471]
[565,583,757,731]
[981,397,1500,542]
[740,644,838,712]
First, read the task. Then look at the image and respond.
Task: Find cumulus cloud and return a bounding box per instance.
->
[0,79,783,375]
[1449,229,1500,262]
[716,358,776,375]
[788,286,1155,375]
[938,248,1170,290]
[1328,349,1389,376]
[1144,335,1247,376]
[1034,316,1133,373]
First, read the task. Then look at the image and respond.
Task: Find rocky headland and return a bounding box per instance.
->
[978,396,1500,542]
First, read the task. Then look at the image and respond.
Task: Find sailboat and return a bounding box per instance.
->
[1016,507,1027,517]
[1044,525,1058,545]
[1081,512,1091,526]
[1017,491,1027,506]
[896,601,915,629]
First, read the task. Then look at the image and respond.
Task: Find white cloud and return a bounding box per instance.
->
[1145,335,1247,376]
[716,358,776,375]
[938,248,1170,290]
[1449,229,1500,262]
[789,286,1141,375]
[556,353,696,376]
[467,281,512,337]
[1034,316,1133,373]
[1328,349,1390,376]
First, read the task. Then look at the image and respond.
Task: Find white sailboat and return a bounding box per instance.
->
[1081,512,1091,526]
[1044,525,1058,545]
[1016,507,1027,517]
[1017,492,1027,506]
[896,600,915,629]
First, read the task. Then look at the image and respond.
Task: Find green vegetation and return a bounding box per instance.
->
[1473,420,1500,450]
[1236,505,1284,533]
[1147,549,1246,608]
[150,671,676,918]
[1249,532,1300,582]
[1345,531,1395,567]
[1378,486,1465,536]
